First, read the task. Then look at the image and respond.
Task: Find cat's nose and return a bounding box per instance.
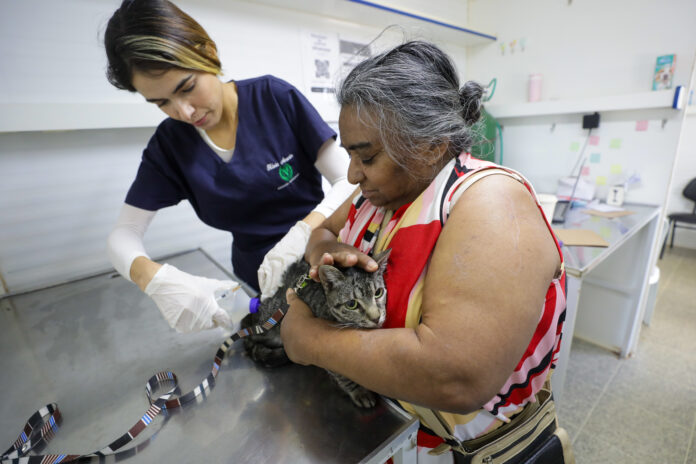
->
[366,305,382,323]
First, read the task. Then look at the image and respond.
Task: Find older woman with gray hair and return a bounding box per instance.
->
[277,41,571,463]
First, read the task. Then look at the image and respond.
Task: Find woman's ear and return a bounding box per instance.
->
[423,140,450,166]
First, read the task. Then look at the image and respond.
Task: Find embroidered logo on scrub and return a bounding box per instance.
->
[266,154,299,190]
[278,163,294,181]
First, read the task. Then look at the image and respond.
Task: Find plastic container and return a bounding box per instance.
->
[528,74,543,102]
[537,193,558,222]
[215,286,253,320]
[642,266,660,325]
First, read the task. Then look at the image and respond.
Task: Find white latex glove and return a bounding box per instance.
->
[144,263,240,333]
[257,221,312,301]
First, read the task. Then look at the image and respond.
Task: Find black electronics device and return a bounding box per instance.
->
[583,112,600,129]
[552,200,571,224]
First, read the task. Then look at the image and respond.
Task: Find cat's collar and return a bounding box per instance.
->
[294,273,311,292]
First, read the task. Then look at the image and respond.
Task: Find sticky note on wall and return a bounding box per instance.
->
[596,176,607,186]
[581,166,590,176]
[636,120,649,131]
[570,142,580,152]
[609,139,622,149]
[610,164,622,174]
[590,153,601,163]
[589,135,600,146]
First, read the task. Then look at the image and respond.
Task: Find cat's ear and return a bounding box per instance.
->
[373,248,391,273]
[318,265,345,291]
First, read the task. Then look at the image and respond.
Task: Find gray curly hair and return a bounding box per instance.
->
[337,41,483,177]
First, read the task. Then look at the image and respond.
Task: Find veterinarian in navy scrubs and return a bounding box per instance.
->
[104,0,354,332]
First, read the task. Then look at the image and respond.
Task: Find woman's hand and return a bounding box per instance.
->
[307,242,378,281]
[257,221,312,301]
[143,263,238,332]
[280,288,324,365]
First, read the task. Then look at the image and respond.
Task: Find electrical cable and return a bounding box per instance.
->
[496,120,504,165]
[568,128,592,177]
[483,78,497,102]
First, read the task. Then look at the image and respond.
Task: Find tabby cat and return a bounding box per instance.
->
[241,249,390,408]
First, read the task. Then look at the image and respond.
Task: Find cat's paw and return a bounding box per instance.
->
[244,338,290,367]
[348,387,377,408]
[240,314,289,367]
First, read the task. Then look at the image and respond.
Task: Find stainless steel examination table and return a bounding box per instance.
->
[0,250,418,463]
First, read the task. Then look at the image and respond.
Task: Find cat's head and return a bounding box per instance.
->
[317,249,390,328]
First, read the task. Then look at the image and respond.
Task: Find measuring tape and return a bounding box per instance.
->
[1,308,286,464]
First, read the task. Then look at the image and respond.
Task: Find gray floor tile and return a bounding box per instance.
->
[640,311,696,362]
[572,430,645,464]
[581,390,690,462]
[688,441,696,464]
[556,374,603,440]
[662,246,696,260]
[607,357,696,429]
[557,418,580,445]
[565,248,696,463]
[565,338,622,390]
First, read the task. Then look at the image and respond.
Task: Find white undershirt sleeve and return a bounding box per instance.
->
[312,138,357,218]
[107,203,157,281]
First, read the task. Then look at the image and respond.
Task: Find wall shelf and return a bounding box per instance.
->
[245,0,497,46]
[0,102,163,133]
[485,89,681,120]
[3,91,687,134]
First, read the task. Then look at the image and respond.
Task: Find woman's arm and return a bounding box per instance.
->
[108,203,238,332]
[107,204,161,290]
[282,174,560,413]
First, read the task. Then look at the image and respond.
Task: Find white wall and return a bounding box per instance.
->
[466,0,696,104]
[0,0,471,293]
[466,0,696,249]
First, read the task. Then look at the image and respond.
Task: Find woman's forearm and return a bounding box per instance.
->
[283,307,480,414]
[107,204,157,285]
[300,211,328,229]
[130,256,162,291]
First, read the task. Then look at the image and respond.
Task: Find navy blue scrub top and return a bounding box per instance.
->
[125,75,336,291]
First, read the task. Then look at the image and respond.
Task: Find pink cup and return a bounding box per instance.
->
[528,74,542,102]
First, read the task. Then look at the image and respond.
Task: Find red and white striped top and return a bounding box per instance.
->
[338,152,566,443]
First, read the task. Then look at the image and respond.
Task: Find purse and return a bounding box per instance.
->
[411,383,575,464]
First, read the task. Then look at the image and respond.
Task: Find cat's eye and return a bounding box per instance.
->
[374,288,385,298]
[345,300,358,310]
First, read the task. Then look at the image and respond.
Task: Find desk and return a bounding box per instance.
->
[551,203,661,401]
[0,250,418,463]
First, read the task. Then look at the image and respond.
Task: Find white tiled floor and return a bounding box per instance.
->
[556,247,696,463]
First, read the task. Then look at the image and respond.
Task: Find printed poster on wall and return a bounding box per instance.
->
[301,30,340,121]
[301,31,371,123]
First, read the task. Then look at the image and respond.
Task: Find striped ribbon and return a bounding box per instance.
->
[1,308,286,464]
